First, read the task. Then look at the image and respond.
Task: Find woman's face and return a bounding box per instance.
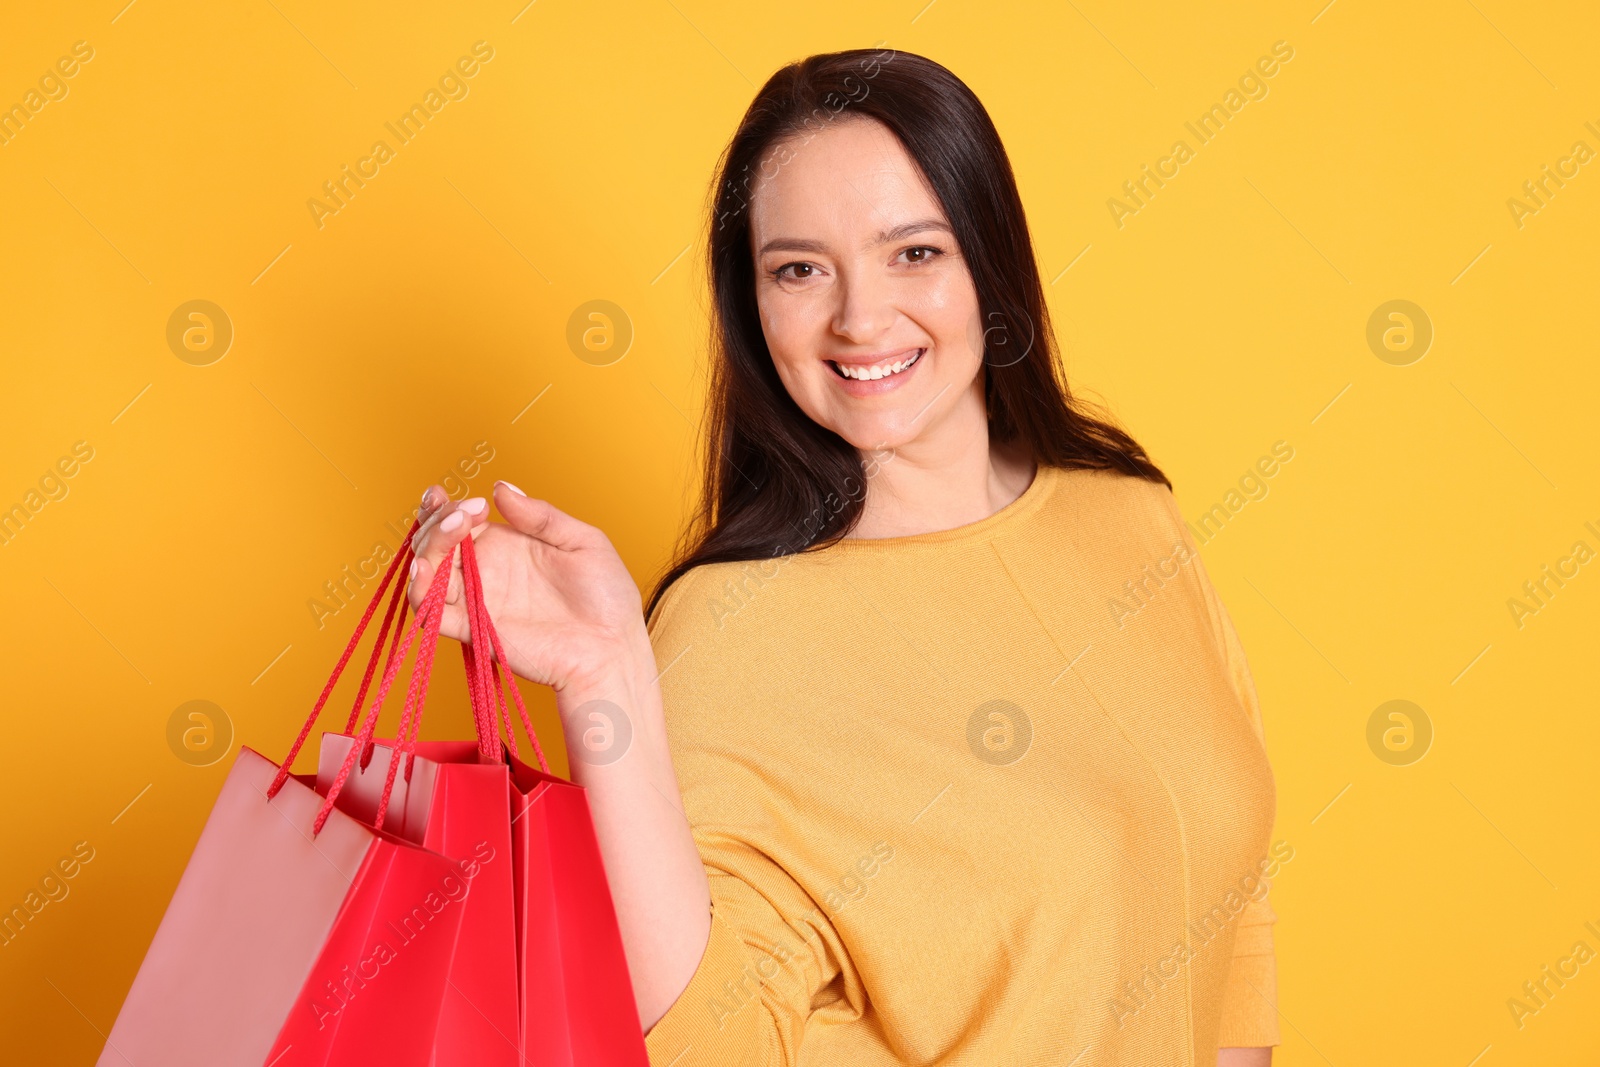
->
[748,116,986,456]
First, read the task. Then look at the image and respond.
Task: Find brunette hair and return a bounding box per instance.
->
[644,47,1168,622]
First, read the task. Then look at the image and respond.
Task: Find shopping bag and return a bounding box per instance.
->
[506,748,650,1066]
[305,515,647,1063]
[315,735,521,1067]
[99,520,470,1067]
[304,519,524,1067]
[454,533,652,1066]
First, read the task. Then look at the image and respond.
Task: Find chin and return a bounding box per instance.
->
[830,419,919,456]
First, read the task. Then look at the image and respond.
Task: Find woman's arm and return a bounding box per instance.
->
[1218,1047,1272,1066]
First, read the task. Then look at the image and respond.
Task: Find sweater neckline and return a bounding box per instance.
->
[822,462,1058,551]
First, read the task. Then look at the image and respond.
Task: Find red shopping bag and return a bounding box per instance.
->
[306,522,524,1066]
[314,736,520,1067]
[99,520,469,1067]
[455,533,651,1066]
[311,518,649,1064]
[506,750,649,1066]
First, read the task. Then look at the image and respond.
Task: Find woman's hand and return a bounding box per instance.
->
[405,481,653,695]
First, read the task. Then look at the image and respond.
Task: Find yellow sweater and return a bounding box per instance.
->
[643,464,1282,1065]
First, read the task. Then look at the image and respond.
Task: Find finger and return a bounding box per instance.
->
[494,481,593,551]
[407,497,490,611]
[415,484,449,526]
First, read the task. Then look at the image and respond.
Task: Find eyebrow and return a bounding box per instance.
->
[757,217,953,256]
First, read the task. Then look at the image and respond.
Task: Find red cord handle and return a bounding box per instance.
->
[317,540,455,835]
[266,520,419,804]
[263,505,554,837]
[460,534,551,775]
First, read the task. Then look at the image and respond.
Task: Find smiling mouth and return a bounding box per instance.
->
[828,348,925,381]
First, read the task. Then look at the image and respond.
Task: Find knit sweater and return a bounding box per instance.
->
[642,463,1281,1066]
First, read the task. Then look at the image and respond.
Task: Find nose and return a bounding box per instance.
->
[830,264,896,344]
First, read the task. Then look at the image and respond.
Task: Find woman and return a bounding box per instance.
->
[407,48,1280,1066]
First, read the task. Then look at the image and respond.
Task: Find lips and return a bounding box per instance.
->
[828,348,925,381]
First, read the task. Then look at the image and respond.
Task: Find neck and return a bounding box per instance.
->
[846,399,1036,540]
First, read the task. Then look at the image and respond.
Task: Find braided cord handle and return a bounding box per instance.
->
[266,519,419,803]
[315,540,455,835]
[459,534,551,775]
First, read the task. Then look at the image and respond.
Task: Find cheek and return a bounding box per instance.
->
[904,272,983,358]
[757,302,822,396]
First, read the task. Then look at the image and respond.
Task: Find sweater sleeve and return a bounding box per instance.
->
[1166,490,1283,1049]
[642,575,850,1067]
[643,847,846,1066]
[1208,591,1282,1048]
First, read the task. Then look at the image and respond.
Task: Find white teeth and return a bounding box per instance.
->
[836,349,922,381]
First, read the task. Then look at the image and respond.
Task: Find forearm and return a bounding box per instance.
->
[556,636,711,1033]
[1218,1047,1272,1066]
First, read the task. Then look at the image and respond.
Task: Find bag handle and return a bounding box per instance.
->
[263,503,554,837]
[358,531,554,833]
[316,540,455,835]
[459,533,551,775]
[266,519,420,804]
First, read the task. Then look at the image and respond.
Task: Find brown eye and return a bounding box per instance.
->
[774,262,815,280]
[901,245,944,265]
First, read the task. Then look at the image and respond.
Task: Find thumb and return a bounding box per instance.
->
[494,481,592,551]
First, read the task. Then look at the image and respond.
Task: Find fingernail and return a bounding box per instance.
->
[441,511,465,533]
[461,497,488,515]
[496,480,525,497]
[420,487,432,505]
[409,559,419,579]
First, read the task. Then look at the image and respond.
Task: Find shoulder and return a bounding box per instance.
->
[646,558,749,645]
[644,554,807,688]
[1039,464,1189,550]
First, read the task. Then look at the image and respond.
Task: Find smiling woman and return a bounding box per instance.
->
[402,46,1281,1067]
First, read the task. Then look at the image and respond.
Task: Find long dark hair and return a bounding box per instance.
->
[644,47,1169,623]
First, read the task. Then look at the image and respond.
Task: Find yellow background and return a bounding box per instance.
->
[2,0,1597,1062]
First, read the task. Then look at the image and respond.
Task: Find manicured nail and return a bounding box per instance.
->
[409,559,419,579]
[460,497,488,515]
[420,487,432,505]
[496,480,525,497]
[441,511,465,533]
